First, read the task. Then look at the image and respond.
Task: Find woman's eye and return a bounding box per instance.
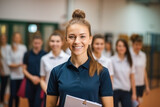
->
[81,36,85,38]
[69,35,75,39]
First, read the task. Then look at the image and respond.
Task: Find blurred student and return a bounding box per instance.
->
[7,33,27,107]
[0,35,11,107]
[46,9,113,107]
[102,40,114,58]
[23,32,46,107]
[111,39,136,107]
[91,34,114,81]
[130,34,150,105]
[40,32,69,106]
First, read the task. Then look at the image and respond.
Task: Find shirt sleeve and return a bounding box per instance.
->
[99,67,113,97]
[107,59,114,76]
[47,68,59,96]
[40,57,46,76]
[6,49,12,65]
[144,53,147,68]
[23,52,28,65]
[131,64,135,74]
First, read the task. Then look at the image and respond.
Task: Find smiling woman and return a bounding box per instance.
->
[46,9,113,107]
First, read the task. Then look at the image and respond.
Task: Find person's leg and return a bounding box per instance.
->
[26,81,35,107]
[34,85,42,107]
[121,91,132,107]
[15,80,22,107]
[136,86,145,106]
[9,80,16,107]
[28,97,34,107]
[114,90,121,107]
[0,76,9,103]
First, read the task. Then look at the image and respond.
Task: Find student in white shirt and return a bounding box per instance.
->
[40,31,69,92]
[0,35,11,107]
[111,38,136,107]
[102,40,114,58]
[40,31,69,107]
[130,34,150,105]
[91,34,114,81]
[7,32,27,107]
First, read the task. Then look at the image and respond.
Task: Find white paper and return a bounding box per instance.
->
[64,95,102,107]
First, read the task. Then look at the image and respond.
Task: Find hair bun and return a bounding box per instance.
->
[72,9,85,19]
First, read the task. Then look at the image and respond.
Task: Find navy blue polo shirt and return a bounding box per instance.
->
[23,50,46,76]
[23,50,46,98]
[47,57,113,107]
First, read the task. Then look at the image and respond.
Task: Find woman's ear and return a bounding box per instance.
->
[89,36,93,45]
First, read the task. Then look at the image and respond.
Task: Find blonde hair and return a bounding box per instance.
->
[66,9,103,77]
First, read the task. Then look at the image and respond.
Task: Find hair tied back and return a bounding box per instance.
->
[72,9,86,19]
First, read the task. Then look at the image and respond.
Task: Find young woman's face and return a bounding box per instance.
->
[93,38,105,54]
[133,42,142,53]
[116,41,126,55]
[32,39,43,50]
[105,42,111,51]
[1,35,7,45]
[66,24,92,56]
[49,36,63,52]
[13,33,22,44]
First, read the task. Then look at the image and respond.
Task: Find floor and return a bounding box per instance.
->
[2,87,160,107]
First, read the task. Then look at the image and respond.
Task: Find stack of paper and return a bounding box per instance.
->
[64,95,102,107]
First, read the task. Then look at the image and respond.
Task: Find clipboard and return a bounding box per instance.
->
[64,95,102,107]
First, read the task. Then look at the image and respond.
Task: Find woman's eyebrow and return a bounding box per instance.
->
[80,33,86,35]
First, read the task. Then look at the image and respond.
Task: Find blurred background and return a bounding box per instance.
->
[0,0,160,107]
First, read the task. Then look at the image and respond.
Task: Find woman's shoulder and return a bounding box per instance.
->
[100,67,110,76]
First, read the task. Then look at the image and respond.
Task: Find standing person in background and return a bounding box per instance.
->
[40,31,69,107]
[91,34,114,81]
[46,9,113,107]
[0,35,11,107]
[7,32,27,107]
[23,32,46,107]
[111,39,136,107]
[130,34,150,106]
[102,40,114,58]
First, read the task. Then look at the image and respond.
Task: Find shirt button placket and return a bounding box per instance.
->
[76,68,80,80]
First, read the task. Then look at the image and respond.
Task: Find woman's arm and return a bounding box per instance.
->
[144,69,150,95]
[46,95,58,107]
[130,73,137,100]
[9,63,22,68]
[23,67,40,85]
[40,76,47,93]
[101,96,113,107]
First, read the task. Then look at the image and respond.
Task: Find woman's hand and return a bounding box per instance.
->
[145,86,150,95]
[32,76,40,85]
[132,93,137,101]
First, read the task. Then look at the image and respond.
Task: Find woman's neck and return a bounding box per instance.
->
[118,53,125,60]
[71,53,88,68]
[105,48,111,52]
[93,51,101,59]
[133,49,139,55]
[52,49,61,57]
[33,48,41,54]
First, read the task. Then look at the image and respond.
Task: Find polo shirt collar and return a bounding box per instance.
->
[48,50,65,59]
[67,57,90,70]
[92,52,105,62]
[31,49,43,55]
[115,54,127,62]
[130,48,143,57]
